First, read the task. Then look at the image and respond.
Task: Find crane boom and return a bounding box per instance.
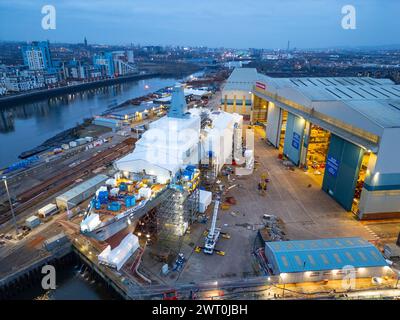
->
[204,200,221,254]
[208,200,219,239]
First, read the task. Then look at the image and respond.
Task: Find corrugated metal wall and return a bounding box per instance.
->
[322,134,364,211]
[283,113,305,166]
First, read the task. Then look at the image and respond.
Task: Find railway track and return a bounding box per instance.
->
[0,138,135,226]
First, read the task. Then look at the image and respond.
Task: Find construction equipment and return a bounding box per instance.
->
[195,246,225,256]
[204,200,221,254]
[172,253,186,272]
[203,229,230,239]
[163,290,178,300]
[258,173,268,196]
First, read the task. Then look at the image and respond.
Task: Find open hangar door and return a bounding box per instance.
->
[282,113,305,166]
[321,134,369,212]
[265,102,281,147]
[302,124,331,186]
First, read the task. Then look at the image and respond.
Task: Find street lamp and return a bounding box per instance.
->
[2,176,19,235]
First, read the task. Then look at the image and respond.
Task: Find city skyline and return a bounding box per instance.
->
[1,0,400,49]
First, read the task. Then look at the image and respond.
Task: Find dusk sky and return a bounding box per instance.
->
[0,0,399,49]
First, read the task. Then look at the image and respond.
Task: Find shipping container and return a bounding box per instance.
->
[56,174,108,209]
[75,138,87,146]
[43,233,69,251]
[25,215,41,229]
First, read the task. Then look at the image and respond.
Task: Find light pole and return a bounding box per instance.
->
[2,176,19,235]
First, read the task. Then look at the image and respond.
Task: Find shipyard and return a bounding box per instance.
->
[1,0,400,307]
[1,66,400,301]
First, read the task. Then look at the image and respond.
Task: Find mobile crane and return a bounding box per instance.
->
[203,199,221,254]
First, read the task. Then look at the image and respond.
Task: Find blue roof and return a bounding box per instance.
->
[265,237,388,273]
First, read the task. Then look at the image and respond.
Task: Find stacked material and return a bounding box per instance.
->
[98,233,140,270]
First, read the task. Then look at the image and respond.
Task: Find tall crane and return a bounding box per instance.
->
[204,200,221,254]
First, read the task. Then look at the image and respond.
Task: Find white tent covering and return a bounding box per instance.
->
[184,88,212,98]
[201,110,243,172]
[80,213,101,232]
[98,233,140,271]
[235,149,255,176]
[115,113,201,184]
[199,190,212,213]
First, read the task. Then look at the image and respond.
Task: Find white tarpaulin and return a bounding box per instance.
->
[114,113,201,183]
[201,110,243,172]
[80,213,101,232]
[98,233,140,271]
[199,190,212,213]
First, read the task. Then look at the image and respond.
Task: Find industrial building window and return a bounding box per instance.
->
[280,255,289,267]
[320,254,330,265]
[358,251,367,262]
[307,255,316,266]
[369,250,380,261]
[333,253,342,263]
[294,255,303,267]
[335,240,343,246]
[345,252,355,262]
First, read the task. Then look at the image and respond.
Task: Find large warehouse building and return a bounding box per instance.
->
[265,237,391,284]
[222,68,400,219]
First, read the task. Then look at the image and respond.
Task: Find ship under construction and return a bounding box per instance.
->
[80,85,243,248]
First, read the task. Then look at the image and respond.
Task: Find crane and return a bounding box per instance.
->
[203,199,221,254]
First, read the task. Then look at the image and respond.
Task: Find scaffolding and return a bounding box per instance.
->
[199,154,218,189]
[155,179,200,253]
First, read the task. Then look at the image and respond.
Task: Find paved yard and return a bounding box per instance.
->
[153,126,394,284]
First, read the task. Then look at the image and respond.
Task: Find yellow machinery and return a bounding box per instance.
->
[258,172,268,195]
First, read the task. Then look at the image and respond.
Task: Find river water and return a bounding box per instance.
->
[0,77,179,168]
[14,264,121,300]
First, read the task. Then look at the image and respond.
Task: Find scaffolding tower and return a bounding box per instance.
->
[156,179,200,254]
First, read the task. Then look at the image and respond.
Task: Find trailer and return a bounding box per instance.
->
[38,203,58,218]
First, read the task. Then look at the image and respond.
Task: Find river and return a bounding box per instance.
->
[0,77,179,168]
[13,264,121,300]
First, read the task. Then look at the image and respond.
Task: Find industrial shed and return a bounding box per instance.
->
[265,237,392,284]
[56,174,108,209]
[223,68,400,219]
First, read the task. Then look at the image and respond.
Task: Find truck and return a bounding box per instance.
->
[38,203,58,219]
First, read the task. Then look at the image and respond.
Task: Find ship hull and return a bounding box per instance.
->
[84,188,174,241]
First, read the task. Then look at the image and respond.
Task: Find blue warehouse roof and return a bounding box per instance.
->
[265,237,388,273]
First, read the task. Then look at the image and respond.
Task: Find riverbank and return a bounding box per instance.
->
[0,249,122,300]
[0,72,160,108]
[0,77,180,168]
